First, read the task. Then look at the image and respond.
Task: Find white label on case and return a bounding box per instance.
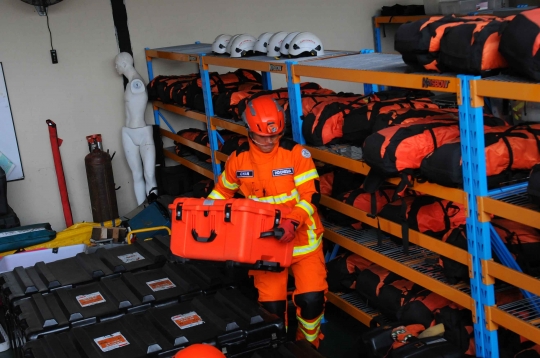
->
[94,332,129,352]
[171,311,204,330]
[76,292,106,307]
[146,278,176,292]
[117,252,145,263]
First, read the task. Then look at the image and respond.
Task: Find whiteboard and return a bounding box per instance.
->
[0,63,24,181]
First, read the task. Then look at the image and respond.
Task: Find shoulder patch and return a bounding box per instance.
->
[301,148,311,158]
[235,141,250,156]
[279,138,297,151]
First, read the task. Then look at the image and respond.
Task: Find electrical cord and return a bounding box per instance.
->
[45,6,53,50]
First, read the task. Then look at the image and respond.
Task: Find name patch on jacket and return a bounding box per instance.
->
[272,168,294,177]
[236,170,254,178]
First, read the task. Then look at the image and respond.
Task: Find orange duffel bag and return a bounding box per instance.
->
[169,198,293,272]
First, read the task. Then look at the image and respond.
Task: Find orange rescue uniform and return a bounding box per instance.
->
[208,137,328,347]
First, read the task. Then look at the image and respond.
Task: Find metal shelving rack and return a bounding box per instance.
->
[372,15,430,52]
[145,43,218,180]
[288,52,540,356]
[200,50,356,181]
[145,42,540,355]
[462,74,540,352]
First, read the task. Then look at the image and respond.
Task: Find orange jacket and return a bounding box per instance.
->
[208,138,324,257]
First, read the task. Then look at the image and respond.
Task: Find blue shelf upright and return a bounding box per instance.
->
[459,75,498,358]
[198,55,222,182]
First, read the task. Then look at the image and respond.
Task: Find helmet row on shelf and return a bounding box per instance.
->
[211,32,324,58]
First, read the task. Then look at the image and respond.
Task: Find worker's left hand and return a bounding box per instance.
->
[277,218,299,243]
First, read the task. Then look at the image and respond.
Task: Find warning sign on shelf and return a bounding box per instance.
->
[94,332,130,352]
[146,277,176,292]
[76,292,106,308]
[171,311,204,330]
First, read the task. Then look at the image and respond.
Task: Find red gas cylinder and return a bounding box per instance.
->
[85,134,118,223]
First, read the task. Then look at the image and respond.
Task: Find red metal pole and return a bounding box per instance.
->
[46,119,74,227]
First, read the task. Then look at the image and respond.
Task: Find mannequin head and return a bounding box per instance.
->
[115,52,134,75]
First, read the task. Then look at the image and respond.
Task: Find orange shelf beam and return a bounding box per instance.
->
[292,66,460,94]
[374,15,431,26]
[484,261,540,298]
[160,129,211,156]
[326,292,378,327]
[211,116,248,136]
[474,79,540,103]
[203,56,288,74]
[145,49,200,63]
[153,101,207,123]
[163,150,214,179]
[481,197,540,230]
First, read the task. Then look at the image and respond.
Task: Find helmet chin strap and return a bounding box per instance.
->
[249,132,281,147]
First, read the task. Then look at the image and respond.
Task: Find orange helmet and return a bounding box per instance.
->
[242,97,285,136]
[174,344,225,357]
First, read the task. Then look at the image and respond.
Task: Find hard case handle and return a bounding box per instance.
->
[259,227,285,239]
[191,228,217,243]
[260,209,285,239]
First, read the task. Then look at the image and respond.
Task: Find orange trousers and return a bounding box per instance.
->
[250,247,328,348]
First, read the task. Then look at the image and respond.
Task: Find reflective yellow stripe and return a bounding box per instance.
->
[297,324,321,342]
[294,169,318,187]
[297,313,324,330]
[296,200,314,216]
[220,172,239,190]
[248,189,300,205]
[208,190,225,199]
[293,233,322,256]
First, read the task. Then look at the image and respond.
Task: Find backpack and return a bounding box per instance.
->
[439,18,511,75]
[499,8,540,81]
[492,217,540,277]
[421,124,540,188]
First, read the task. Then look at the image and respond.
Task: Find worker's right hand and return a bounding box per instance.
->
[277,218,298,243]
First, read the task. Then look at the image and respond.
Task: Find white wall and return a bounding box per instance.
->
[1,0,418,231]
[0,0,133,231]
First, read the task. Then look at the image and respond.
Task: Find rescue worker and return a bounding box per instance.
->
[207,97,328,348]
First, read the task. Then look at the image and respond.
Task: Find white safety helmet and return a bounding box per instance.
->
[288,32,324,57]
[229,34,257,58]
[212,34,231,54]
[226,34,241,54]
[266,31,289,58]
[254,32,274,54]
[280,32,300,56]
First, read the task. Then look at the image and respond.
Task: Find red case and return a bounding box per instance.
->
[169,198,294,271]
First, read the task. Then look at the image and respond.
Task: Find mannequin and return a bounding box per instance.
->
[115,52,157,205]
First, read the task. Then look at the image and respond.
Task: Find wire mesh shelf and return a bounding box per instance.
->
[323,222,471,293]
[149,43,213,55]
[481,74,540,85]
[311,144,363,161]
[164,147,214,171]
[498,296,540,325]
[298,53,458,78]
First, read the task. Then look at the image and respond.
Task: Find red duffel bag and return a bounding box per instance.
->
[169,198,293,272]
